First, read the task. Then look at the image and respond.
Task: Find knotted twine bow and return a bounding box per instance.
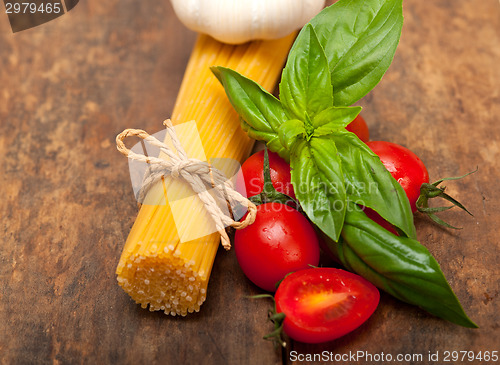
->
[116,119,257,250]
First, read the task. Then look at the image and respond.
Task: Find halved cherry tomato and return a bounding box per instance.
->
[367,141,429,213]
[236,150,295,199]
[234,202,319,292]
[346,114,370,143]
[275,268,380,343]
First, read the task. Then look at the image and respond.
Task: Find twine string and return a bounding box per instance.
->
[116,119,257,250]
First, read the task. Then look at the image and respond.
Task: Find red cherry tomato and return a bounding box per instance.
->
[367,141,429,213]
[275,268,380,344]
[236,150,295,199]
[234,202,320,292]
[346,114,370,143]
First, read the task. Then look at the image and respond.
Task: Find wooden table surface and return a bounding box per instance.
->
[1,1,499,364]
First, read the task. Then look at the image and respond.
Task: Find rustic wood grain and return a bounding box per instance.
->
[0,0,499,364]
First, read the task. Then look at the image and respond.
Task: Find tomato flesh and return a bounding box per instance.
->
[234,203,320,292]
[367,141,429,212]
[236,150,295,199]
[275,268,379,343]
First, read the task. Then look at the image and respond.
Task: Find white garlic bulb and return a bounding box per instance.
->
[169,0,326,44]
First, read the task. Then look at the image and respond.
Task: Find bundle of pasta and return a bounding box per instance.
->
[116,0,326,316]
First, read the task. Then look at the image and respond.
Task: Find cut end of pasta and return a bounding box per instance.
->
[116,245,210,316]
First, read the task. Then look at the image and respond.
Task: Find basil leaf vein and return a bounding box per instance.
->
[310,0,404,106]
[327,131,416,239]
[290,137,346,241]
[279,24,333,121]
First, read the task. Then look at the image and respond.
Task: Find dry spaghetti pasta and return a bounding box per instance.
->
[116,33,296,316]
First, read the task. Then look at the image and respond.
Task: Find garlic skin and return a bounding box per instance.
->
[170,0,326,44]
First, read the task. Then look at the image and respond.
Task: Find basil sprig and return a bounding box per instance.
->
[212,8,413,240]
[213,0,476,327]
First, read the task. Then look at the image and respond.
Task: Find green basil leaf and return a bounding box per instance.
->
[279,24,333,121]
[278,119,305,150]
[313,106,362,136]
[290,138,346,241]
[327,131,416,239]
[211,66,289,157]
[335,203,477,328]
[240,119,288,159]
[310,0,403,106]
